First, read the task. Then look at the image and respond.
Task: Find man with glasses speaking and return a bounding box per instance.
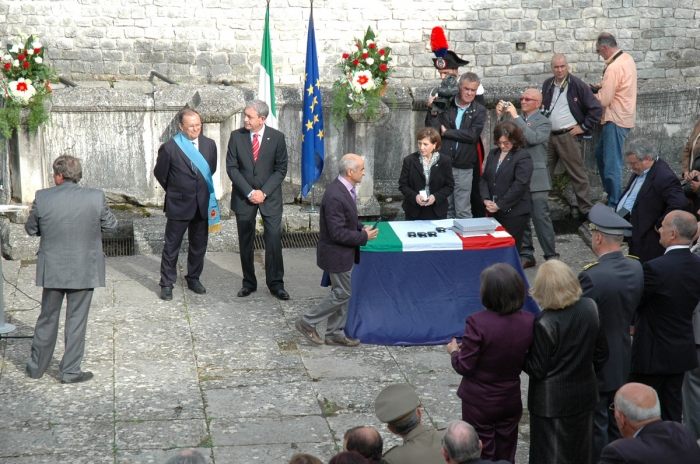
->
[497,89,558,269]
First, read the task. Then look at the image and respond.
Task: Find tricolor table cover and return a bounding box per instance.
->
[344,220,541,346]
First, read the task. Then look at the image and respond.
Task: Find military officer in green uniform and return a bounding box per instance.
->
[578,203,644,463]
[374,384,445,464]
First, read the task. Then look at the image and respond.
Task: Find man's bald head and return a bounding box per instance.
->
[551,54,568,66]
[343,426,383,461]
[523,89,543,105]
[615,383,660,425]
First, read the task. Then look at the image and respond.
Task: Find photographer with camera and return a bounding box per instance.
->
[680,118,700,218]
[496,89,558,268]
[425,72,486,219]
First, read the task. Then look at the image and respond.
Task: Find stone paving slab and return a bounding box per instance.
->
[0,237,597,463]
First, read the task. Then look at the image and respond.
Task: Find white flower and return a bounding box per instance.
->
[365,57,374,65]
[27,49,34,55]
[25,79,32,85]
[10,44,20,53]
[380,56,385,61]
[9,78,36,103]
[352,70,375,93]
[34,56,42,64]
[33,41,42,49]
[2,55,10,61]
[366,39,374,46]
[12,60,19,67]
[363,48,367,53]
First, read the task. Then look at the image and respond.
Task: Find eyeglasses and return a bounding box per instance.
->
[519,97,538,102]
[496,140,513,147]
[609,403,616,411]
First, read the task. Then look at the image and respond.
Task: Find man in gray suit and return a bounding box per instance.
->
[497,88,558,267]
[25,155,118,384]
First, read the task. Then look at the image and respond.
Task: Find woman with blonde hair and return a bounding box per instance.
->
[525,259,608,464]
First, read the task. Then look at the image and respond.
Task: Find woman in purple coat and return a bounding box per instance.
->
[446,263,535,463]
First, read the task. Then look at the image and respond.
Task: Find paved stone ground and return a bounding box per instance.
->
[0,232,597,463]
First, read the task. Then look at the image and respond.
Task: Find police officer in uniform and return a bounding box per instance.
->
[374,384,444,464]
[577,203,644,463]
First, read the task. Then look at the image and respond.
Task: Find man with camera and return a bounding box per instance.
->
[542,54,603,221]
[425,71,486,219]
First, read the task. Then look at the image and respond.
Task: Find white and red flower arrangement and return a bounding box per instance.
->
[331,27,394,127]
[0,34,57,138]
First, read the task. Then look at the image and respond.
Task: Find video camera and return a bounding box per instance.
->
[430,74,459,113]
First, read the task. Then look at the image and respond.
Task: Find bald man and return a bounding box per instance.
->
[295,154,378,347]
[497,89,558,268]
[344,426,383,463]
[598,383,700,463]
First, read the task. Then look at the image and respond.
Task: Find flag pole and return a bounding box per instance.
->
[307,182,318,213]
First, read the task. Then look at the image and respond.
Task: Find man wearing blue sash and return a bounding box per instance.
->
[154,108,219,301]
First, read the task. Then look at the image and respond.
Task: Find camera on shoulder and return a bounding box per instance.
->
[430,74,459,113]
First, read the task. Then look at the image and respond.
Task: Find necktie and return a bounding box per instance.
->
[350,187,356,203]
[252,133,260,163]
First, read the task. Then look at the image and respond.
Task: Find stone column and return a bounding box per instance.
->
[345,101,389,217]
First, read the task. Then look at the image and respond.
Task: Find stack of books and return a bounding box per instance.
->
[452,218,500,237]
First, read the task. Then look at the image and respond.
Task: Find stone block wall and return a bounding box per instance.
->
[1,0,700,85]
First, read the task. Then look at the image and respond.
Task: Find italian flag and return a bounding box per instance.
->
[258,6,277,129]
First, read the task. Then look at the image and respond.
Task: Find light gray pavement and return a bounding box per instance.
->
[0,233,598,463]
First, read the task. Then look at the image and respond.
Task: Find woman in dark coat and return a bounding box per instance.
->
[399,127,454,220]
[525,260,609,464]
[479,121,533,252]
[446,263,535,463]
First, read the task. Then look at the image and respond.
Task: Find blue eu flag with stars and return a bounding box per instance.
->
[301,9,324,198]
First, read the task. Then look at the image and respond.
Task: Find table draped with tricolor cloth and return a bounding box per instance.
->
[343,220,541,346]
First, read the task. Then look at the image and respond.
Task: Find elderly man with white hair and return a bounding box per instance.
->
[440,420,509,464]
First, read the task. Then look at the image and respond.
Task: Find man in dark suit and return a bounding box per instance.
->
[598,382,700,464]
[154,108,217,301]
[441,420,510,464]
[25,155,118,384]
[629,210,700,422]
[579,204,644,462]
[226,100,289,300]
[616,138,686,263]
[295,154,377,346]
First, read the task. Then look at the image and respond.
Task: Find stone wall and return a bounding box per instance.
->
[1,0,700,86]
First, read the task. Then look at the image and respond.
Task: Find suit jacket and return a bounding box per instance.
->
[622,158,686,263]
[25,182,118,289]
[398,152,454,219]
[450,309,535,423]
[579,251,644,392]
[631,248,700,375]
[542,73,603,139]
[479,147,533,217]
[154,134,218,221]
[317,178,368,273]
[225,126,288,216]
[511,111,552,192]
[381,424,445,464]
[525,297,609,417]
[424,100,487,170]
[597,420,700,464]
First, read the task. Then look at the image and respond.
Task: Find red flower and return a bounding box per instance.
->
[352,59,359,66]
[342,53,349,59]
[17,54,25,61]
[23,61,30,68]
[379,64,388,72]
[362,53,369,59]
[354,43,360,48]
[34,48,41,54]
[369,43,376,49]
[379,49,386,55]
[3,63,10,70]
[357,75,370,86]
[16,81,28,91]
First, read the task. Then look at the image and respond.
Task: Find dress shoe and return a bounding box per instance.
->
[160,286,173,301]
[325,336,361,347]
[521,260,536,269]
[271,288,290,300]
[187,280,206,294]
[61,371,94,384]
[26,365,42,379]
[295,320,324,345]
[237,287,256,297]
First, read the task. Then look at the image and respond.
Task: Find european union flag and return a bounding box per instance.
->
[301,8,324,198]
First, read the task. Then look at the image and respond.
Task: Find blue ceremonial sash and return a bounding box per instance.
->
[173,132,221,233]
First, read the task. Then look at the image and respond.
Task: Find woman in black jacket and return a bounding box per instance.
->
[525,259,609,464]
[479,121,533,252]
[399,127,454,220]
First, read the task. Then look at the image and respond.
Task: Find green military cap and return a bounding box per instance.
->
[375,384,421,423]
[588,203,632,235]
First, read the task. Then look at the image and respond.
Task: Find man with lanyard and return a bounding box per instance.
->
[425,71,487,219]
[542,54,603,221]
[592,33,637,210]
[154,108,219,301]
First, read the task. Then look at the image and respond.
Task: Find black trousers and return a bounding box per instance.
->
[628,372,685,422]
[235,207,284,291]
[159,213,208,288]
[494,212,529,254]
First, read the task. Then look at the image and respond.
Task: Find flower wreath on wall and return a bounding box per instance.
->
[0,34,57,139]
[330,27,394,128]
